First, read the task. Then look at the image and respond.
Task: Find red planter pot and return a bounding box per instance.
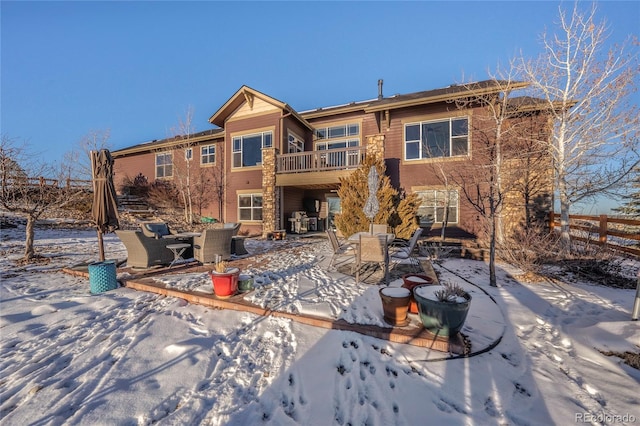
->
[401,274,435,314]
[379,287,411,327]
[210,267,240,298]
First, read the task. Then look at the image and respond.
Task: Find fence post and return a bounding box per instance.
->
[599,215,607,245]
[632,269,640,320]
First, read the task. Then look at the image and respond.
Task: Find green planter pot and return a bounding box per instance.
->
[413,284,471,337]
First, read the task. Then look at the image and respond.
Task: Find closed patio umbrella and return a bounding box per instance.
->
[363,166,380,232]
[91,149,119,261]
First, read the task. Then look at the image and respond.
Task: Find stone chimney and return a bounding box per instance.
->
[378,79,383,100]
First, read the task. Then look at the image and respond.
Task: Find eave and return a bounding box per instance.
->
[112,129,224,158]
[364,81,531,113]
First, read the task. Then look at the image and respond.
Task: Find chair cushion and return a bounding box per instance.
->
[144,223,170,237]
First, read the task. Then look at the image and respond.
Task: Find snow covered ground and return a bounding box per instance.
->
[1,224,639,425]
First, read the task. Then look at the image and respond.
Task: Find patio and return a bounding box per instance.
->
[64,234,506,359]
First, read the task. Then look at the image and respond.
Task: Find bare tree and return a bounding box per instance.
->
[1,135,89,261]
[61,129,111,182]
[520,1,640,249]
[168,106,197,224]
[190,145,224,221]
[449,74,551,286]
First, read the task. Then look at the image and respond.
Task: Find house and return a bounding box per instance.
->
[112,80,553,239]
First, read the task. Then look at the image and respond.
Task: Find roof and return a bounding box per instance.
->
[112,128,224,157]
[208,85,314,131]
[300,80,532,119]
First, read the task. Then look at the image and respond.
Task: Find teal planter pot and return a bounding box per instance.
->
[413,284,471,337]
[88,260,118,294]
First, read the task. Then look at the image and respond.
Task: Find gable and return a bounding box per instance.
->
[229,96,280,122]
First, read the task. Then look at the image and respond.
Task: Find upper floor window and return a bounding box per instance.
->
[404,117,468,160]
[288,132,304,153]
[155,152,173,178]
[201,144,216,165]
[233,131,272,168]
[185,148,193,161]
[315,123,360,150]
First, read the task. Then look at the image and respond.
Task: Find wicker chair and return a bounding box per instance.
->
[140,222,177,239]
[115,230,178,268]
[192,227,236,263]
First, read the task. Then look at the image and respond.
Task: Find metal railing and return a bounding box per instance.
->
[276,146,367,174]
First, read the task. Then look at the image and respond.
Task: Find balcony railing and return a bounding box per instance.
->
[276,146,366,174]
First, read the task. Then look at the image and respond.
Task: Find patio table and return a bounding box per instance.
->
[166,243,191,268]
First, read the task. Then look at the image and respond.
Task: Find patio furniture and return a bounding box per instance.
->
[223,222,241,235]
[140,222,177,239]
[355,234,389,285]
[166,243,191,268]
[326,228,355,269]
[369,223,388,234]
[389,227,423,272]
[115,230,179,268]
[231,236,248,256]
[192,227,236,263]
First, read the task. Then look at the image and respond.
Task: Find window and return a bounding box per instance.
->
[288,132,304,153]
[232,131,273,168]
[238,194,262,221]
[416,190,458,225]
[185,148,193,161]
[404,117,468,160]
[314,123,360,150]
[200,144,216,165]
[155,152,173,178]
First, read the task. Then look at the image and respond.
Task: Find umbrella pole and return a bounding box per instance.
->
[97,230,105,262]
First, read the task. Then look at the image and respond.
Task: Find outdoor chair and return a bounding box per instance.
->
[140,222,178,239]
[115,230,178,268]
[355,234,389,285]
[192,227,235,263]
[369,223,388,234]
[389,227,423,273]
[222,222,241,236]
[326,228,355,269]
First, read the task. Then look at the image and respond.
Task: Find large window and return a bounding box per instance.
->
[416,189,458,225]
[201,144,216,165]
[405,117,468,160]
[315,123,360,150]
[238,194,262,221]
[155,152,173,178]
[232,131,272,168]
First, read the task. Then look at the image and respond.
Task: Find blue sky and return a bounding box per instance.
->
[1,1,638,212]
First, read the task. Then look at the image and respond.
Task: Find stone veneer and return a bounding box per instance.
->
[366,134,385,161]
[261,148,279,238]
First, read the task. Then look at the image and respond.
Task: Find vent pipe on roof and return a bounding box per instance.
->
[378,79,383,100]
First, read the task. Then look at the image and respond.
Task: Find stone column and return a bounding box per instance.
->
[366,134,385,162]
[261,148,279,238]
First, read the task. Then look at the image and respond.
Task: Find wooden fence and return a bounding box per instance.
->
[549,212,640,257]
[3,177,93,190]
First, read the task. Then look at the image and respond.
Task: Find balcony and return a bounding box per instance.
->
[276,146,366,174]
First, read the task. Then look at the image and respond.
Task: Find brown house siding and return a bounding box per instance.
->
[113,151,158,192]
